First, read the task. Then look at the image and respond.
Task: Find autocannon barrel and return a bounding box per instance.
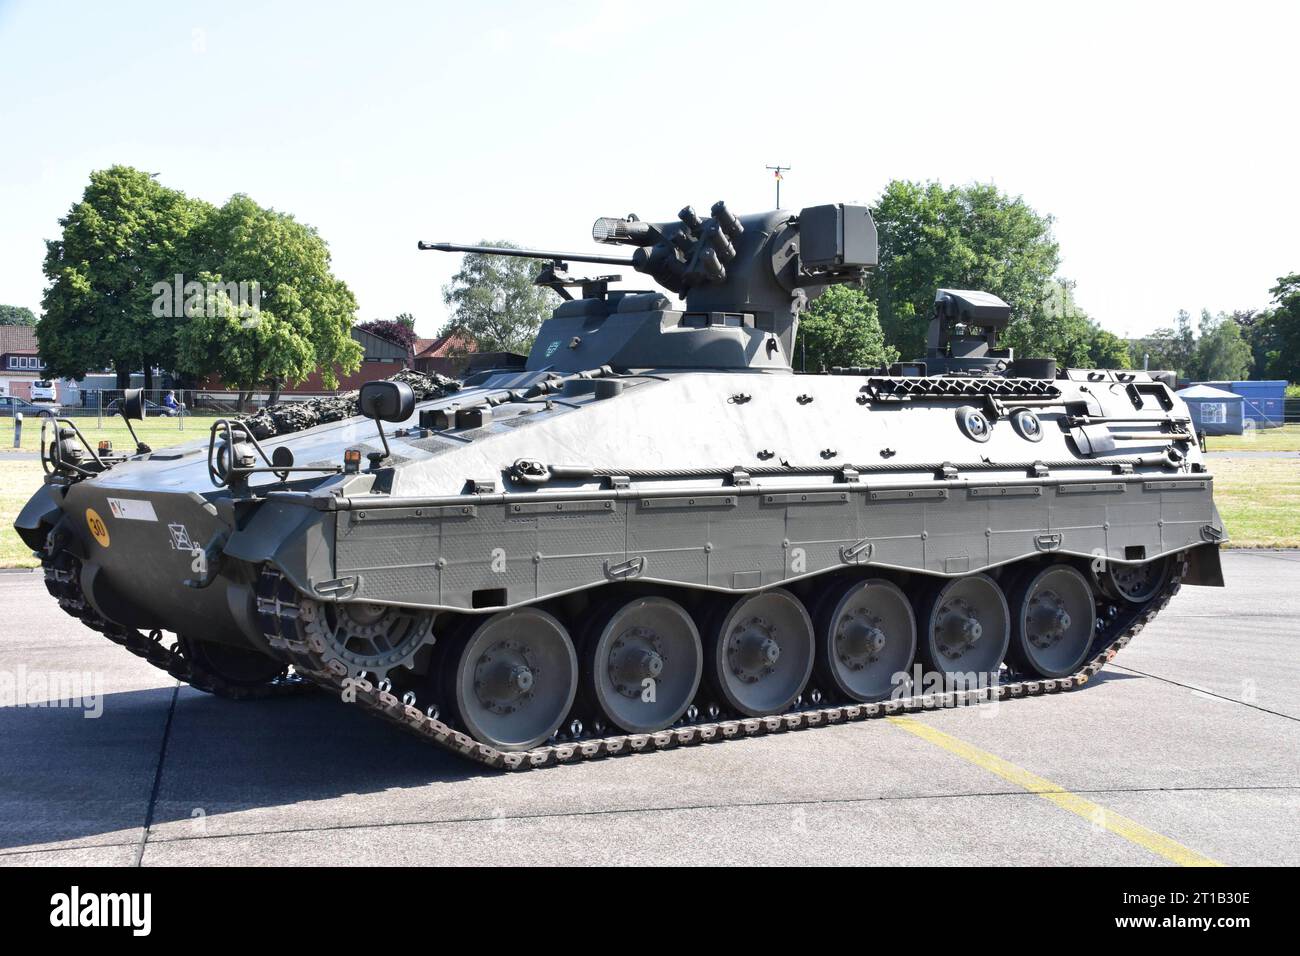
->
[417,240,634,267]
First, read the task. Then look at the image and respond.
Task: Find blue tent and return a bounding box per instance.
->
[1177,384,1244,436]
[1200,380,1286,429]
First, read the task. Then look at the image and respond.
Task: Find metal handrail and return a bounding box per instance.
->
[40,416,113,478]
[206,418,341,488]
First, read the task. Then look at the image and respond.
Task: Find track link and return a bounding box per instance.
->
[41,548,309,700]
[253,555,1187,771]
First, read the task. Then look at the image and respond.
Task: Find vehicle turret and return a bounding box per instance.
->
[421,201,878,372]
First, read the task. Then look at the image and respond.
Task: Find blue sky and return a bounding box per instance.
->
[1,0,1295,339]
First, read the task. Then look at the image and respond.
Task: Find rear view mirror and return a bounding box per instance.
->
[359,381,415,423]
[122,388,146,421]
[357,380,415,468]
[117,388,150,455]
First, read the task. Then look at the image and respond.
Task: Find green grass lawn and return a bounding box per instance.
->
[1209,456,1300,549]
[3,413,217,456]
[0,416,214,568]
[1204,423,1300,452]
[0,458,45,568]
[2,452,1295,569]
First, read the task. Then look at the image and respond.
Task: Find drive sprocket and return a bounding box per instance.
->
[297,597,434,679]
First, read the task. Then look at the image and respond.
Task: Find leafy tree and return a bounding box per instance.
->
[175,278,317,406]
[440,243,557,355]
[1087,327,1132,369]
[1244,274,1300,383]
[177,194,361,403]
[999,278,1130,369]
[793,285,897,371]
[0,305,37,326]
[357,314,419,352]
[39,165,210,388]
[869,181,1060,360]
[1228,309,1271,376]
[1130,310,1196,376]
[1192,312,1252,381]
[1002,278,1090,366]
[40,168,360,402]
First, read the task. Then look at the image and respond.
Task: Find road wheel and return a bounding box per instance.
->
[707,588,814,717]
[446,608,578,751]
[918,573,1010,678]
[813,577,915,702]
[582,595,702,734]
[179,635,292,694]
[1007,564,1096,678]
[1093,554,1171,604]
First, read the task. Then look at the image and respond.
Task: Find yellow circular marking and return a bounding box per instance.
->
[85,508,110,548]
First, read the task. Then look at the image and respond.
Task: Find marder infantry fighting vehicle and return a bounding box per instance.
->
[17,200,1227,770]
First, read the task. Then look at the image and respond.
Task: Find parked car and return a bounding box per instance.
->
[0,396,56,418]
[30,380,57,402]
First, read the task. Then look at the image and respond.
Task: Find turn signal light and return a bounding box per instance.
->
[343,448,362,474]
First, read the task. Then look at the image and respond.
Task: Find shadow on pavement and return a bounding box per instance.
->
[0,666,1153,852]
[0,686,493,852]
[1083,668,1143,687]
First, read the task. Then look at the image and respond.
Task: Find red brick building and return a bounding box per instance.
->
[412,332,475,377]
[412,332,526,378]
[0,326,46,399]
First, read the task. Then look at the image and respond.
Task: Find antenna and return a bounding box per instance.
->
[765,164,790,208]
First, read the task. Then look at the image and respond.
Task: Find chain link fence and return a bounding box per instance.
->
[3,388,348,450]
[14,389,344,423]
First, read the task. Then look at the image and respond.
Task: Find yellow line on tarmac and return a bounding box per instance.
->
[888,717,1223,867]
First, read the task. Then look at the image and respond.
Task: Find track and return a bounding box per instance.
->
[41,550,308,701]
[39,535,1187,771]
[248,554,1187,771]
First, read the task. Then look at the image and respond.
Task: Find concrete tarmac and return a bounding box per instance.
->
[0,551,1296,866]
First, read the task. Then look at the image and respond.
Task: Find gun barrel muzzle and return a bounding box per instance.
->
[591,217,655,246]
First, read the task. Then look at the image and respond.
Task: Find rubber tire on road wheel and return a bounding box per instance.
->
[812,577,916,702]
[1007,564,1096,679]
[917,573,1011,678]
[706,588,815,718]
[581,594,703,734]
[444,608,579,751]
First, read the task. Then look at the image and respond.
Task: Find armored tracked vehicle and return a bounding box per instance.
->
[17,200,1226,770]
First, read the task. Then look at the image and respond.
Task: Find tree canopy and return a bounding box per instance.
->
[793,285,896,371]
[440,244,557,355]
[176,194,360,399]
[39,167,359,395]
[39,165,209,387]
[1192,311,1252,381]
[1240,274,1300,382]
[996,278,1132,370]
[1088,327,1132,370]
[1128,308,1255,382]
[869,181,1061,361]
[0,305,37,326]
[356,314,419,352]
[1129,310,1196,376]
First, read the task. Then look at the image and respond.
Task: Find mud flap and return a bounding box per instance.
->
[1183,541,1225,587]
[13,482,64,551]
